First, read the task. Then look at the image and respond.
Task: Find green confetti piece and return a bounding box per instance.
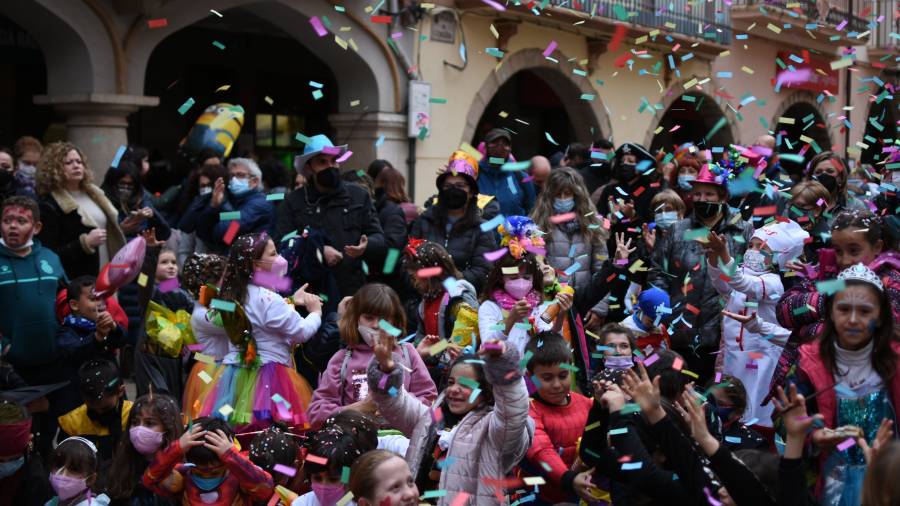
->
[312,89,324,100]
[383,248,400,274]
[513,322,533,330]
[421,490,447,499]
[580,93,595,101]
[266,193,285,201]
[816,278,846,295]
[682,227,710,241]
[429,97,447,104]
[489,157,506,165]
[295,133,312,144]
[520,350,534,369]
[417,126,428,140]
[334,5,345,12]
[361,260,369,275]
[280,230,299,242]
[613,3,629,20]
[559,363,579,372]
[457,376,480,389]
[210,299,236,312]
[619,403,642,415]
[792,306,811,316]
[219,211,241,221]
[378,319,401,337]
[341,466,350,484]
[545,131,559,146]
[501,160,532,171]
[608,427,628,435]
[705,116,728,141]
[177,98,195,115]
[212,40,226,50]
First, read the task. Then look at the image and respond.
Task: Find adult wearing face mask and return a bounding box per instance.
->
[194,157,275,255]
[649,162,753,381]
[803,151,868,216]
[274,135,385,298]
[476,128,537,217]
[409,151,498,292]
[9,136,42,200]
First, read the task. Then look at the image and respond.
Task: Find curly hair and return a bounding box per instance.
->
[530,167,605,243]
[36,141,93,195]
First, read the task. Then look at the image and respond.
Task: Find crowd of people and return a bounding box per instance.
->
[0,126,898,506]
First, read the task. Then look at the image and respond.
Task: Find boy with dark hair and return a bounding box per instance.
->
[55,275,125,413]
[144,416,274,505]
[57,358,132,462]
[524,331,594,504]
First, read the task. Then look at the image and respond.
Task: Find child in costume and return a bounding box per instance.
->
[619,287,671,355]
[291,422,377,506]
[199,233,322,430]
[46,437,110,506]
[478,216,572,356]
[307,283,437,429]
[708,219,806,427]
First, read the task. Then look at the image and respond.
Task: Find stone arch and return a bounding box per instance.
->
[461,47,613,145]
[0,0,118,94]
[644,78,738,149]
[124,0,400,113]
[770,90,833,149]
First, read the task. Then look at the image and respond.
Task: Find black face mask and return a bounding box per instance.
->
[694,201,723,221]
[86,399,121,427]
[617,163,637,182]
[439,187,469,210]
[314,167,340,190]
[814,173,838,194]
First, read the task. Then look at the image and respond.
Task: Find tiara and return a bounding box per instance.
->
[837,263,883,292]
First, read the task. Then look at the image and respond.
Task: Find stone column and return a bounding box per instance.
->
[33,93,159,179]
[328,111,408,174]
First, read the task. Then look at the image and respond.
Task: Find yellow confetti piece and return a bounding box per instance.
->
[766,23,782,33]
[350,99,360,107]
[336,492,354,506]
[194,353,215,364]
[137,273,148,287]
[339,26,352,32]
[720,50,730,57]
[459,142,484,162]
[498,111,509,118]
[421,2,435,8]
[741,66,754,75]
[198,371,213,384]
[680,369,699,379]
[215,84,231,92]
[490,24,499,38]
[799,134,814,143]
[747,22,757,30]
[830,58,853,70]
[264,96,274,105]
[778,117,796,125]
[501,267,519,274]
[649,29,660,37]
[664,22,677,29]
[635,35,648,44]
[584,421,602,431]
[348,38,359,52]
[334,35,348,50]
[654,126,664,134]
[628,259,645,273]
[683,78,698,89]
[219,404,234,417]
[523,477,546,486]
[428,339,450,356]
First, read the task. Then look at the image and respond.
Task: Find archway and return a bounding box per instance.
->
[0,15,51,144]
[649,91,735,155]
[463,48,612,157]
[771,92,832,176]
[860,90,897,165]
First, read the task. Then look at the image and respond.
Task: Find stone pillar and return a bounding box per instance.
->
[328,111,408,174]
[33,94,159,179]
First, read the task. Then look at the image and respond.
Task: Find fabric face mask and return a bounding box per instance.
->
[604,355,633,370]
[693,201,722,221]
[312,482,347,506]
[358,324,380,347]
[228,177,250,195]
[198,186,213,196]
[504,278,533,300]
[553,198,575,213]
[129,425,164,455]
[0,456,24,479]
[677,175,695,190]
[49,472,88,501]
[191,473,226,492]
[742,249,770,273]
[654,211,679,227]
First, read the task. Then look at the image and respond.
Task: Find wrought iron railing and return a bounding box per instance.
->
[548,0,733,44]
[729,0,869,35]
[868,0,899,49]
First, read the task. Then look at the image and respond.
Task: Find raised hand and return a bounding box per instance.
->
[141,228,165,248]
[344,235,368,258]
[178,423,207,451]
[621,361,664,423]
[505,299,531,332]
[210,177,226,207]
[642,223,656,251]
[416,335,441,358]
[677,388,719,456]
[478,340,505,359]
[858,418,894,465]
[614,232,636,262]
[203,429,234,457]
[705,231,730,265]
[599,381,626,413]
[373,332,395,373]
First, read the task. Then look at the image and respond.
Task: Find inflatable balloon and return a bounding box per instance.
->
[94,236,146,297]
[179,103,244,159]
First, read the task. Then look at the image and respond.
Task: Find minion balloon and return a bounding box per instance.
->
[180,103,244,159]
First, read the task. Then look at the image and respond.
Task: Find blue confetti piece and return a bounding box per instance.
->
[621,462,643,470]
[110,145,126,169]
[507,175,518,195]
[480,214,505,232]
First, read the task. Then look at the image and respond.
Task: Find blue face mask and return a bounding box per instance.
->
[654,211,679,226]
[677,175,695,191]
[0,456,24,479]
[191,473,227,492]
[553,198,575,213]
[228,177,251,196]
[716,405,736,421]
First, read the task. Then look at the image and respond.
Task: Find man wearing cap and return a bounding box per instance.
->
[649,162,753,380]
[191,157,275,254]
[476,128,537,217]
[274,135,384,297]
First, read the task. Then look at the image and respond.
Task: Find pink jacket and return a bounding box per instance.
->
[307,342,437,429]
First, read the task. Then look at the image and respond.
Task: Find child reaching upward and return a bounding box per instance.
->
[199,233,322,430]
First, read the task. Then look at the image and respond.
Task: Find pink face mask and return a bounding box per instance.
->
[311,482,347,506]
[504,278,532,300]
[129,425,164,455]
[49,472,88,501]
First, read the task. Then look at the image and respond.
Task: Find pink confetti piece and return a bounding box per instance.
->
[322,146,342,155]
[273,463,297,476]
[276,403,292,421]
[416,266,443,278]
[484,248,508,262]
[715,372,722,383]
[481,0,506,10]
[309,16,328,37]
[703,486,722,506]
[542,40,558,57]
[836,438,857,451]
[379,373,389,389]
[642,353,659,366]
[836,19,848,31]
[158,277,180,293]
[672,357,684,371]
[336,150,353,163]
[187,344,204,352]
[450,492,470,506]
[252,271,292,292]
[550,212,577,224]
[306,454,328,465]
[776,68,812,86]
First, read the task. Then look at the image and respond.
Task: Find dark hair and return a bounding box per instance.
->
[734,449,778,500]
[645,349,687,402]
[259,159,289,191]
[303,423,372,477]
[1,195,40,222]
[51,437,98,476]
[403,241,464,294]
[197,148,221,164]
[375,167,410,204]
[341,170,375,198]
[220,233,270,304]
[819,279,897,383]
[325,410,379,451]
[107,394,182,499]
[526,331,573,372]
[185,417,234,466]
[831,209,894,250]
[863,440,900,506]
[177,164,229,215]
[349,449,402,502]
[707,374,748,417]
[597,323,637,351]
[249,423,298,476]
[78,358,120,400]
[66,275,97,304]
[101,159,144,211]
[480,252,544,303]
[121,145,149,167]
[565,143,591,163]
[367,159,394,180]
[593,139,614,151]
[181,253,227,299]
[441,354,494,424]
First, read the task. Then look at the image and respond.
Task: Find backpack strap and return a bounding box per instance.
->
[338,348,352,402]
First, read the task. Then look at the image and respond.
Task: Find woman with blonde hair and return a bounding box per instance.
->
[530,167,608,316]
[37,142,125,278]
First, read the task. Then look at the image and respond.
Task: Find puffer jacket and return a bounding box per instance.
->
[193,188,275,254]
[409,207,497,291]
[367,345,534,506]
[542,223,608,313]
[414,279,478,342]
[648,209,754,348]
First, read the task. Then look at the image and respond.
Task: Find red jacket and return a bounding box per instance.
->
[525,392,592,503]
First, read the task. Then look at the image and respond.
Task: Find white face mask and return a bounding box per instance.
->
[198,186,213,196]
[357,324,380,347]
[0,237,33,252]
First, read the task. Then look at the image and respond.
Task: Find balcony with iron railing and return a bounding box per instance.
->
[729,0,871,49]
[867,0,899,61]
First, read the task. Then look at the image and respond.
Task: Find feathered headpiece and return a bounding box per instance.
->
[497,215,545,259]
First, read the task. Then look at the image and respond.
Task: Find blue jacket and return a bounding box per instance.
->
[0,239,67,367]
[193,188,275,253]
[476,159,536,217]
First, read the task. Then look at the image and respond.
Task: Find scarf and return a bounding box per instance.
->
[491,289,542,311]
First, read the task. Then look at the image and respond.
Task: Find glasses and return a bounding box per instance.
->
[442,183,469,192]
